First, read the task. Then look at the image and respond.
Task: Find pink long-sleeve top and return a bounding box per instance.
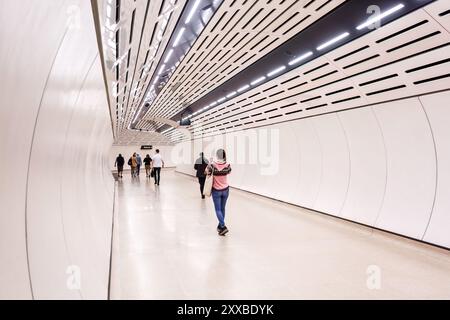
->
[210,160,232,190]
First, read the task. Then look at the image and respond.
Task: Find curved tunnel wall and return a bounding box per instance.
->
[176,91,450,249]
[0,1,114,299]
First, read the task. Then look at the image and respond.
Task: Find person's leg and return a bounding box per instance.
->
[221,188,229,224]
[212,190,225,228]
[153,168,157,184]
[157,168,161,184]
[199,177,206,195]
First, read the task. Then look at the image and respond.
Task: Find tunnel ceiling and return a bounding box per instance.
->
[95,0,450,145]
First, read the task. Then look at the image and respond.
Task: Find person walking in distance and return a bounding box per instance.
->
[206,149,232,236]
[115,154,125,178]
[152,149,164,185]
[194,152,209,199]
[144,154,152,178]
[136,153,142,176]
[129,153,138,178]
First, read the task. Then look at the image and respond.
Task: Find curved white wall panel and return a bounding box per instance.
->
[420,91,450,248]
[311,114,350,216]
[373,98,436,239]
[0,0,113,299]
[176,91,450,248]
[270,122,301,204]
[339,108,387,226]
[225,132,247,190]
[291,119,322,209]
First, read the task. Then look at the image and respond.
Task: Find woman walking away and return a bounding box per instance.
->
[144,154,152,177]
[206,149,232,236]
[194,152,209,199]
[115,154,125,178]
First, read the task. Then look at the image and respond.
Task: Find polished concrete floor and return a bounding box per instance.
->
[110,169,450,299]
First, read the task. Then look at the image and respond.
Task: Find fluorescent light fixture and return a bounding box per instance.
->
[356,3,405,30]
[288,51,313,66]
[185,0,201,24]
[226,91,237,98]
[267,65,286,77]
[158,64,166,75]
[164,49,173,63]
[250,76,266,86]
[209,101,217,107]
[316,32,350,51]
[218,97,226,103]
[237,84,250,92]
[106,5,112,18]
[162,127,174,134]
[172,27,185,47]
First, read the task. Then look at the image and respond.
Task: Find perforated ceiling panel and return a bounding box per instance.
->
[169,1,450,143]
[113,129,174,146]
[97,0,450,145]
[98,0,183,143]
[137,0,347,129]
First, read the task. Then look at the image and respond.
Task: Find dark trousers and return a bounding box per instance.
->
[198,176,206,195]
[153,167,161,184]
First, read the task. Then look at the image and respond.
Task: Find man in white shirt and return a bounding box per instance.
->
[152,149,164,185]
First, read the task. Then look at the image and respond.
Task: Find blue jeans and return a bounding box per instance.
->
[212,187,229,228]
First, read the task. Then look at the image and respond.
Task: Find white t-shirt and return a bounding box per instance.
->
[152,153,163,168]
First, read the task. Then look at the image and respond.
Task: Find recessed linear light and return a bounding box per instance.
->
[356,3,405,30]
[267,66,286,77]
[172,27,185,47]
[250,76,266,86]
[106,5,112,18]
[316,32,350,51]
[209,101,217,107]
[218,97,226,103]
[158,64,166,75]
[164,49,173,64]
[185,0,201,24]
[288,51,313,66]
[237,84,250,92]
[226,91,237,98]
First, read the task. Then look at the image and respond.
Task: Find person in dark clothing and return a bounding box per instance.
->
[115,154,125,178]
[143,154,152,177]
[194,152,209,199]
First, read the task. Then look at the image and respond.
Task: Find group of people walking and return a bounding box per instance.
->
[114,149,164,185]
[115,148,232,236]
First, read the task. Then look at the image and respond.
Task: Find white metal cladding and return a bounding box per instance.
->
[137,0,347,128]
[166,1,450,143]
[99,0,183,139]
[113,129,174,146]
[175,90,450,248]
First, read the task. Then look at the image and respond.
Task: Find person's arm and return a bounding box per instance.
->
[162,160,165,168]
[213,164,231,176]
[114,159,117,167]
